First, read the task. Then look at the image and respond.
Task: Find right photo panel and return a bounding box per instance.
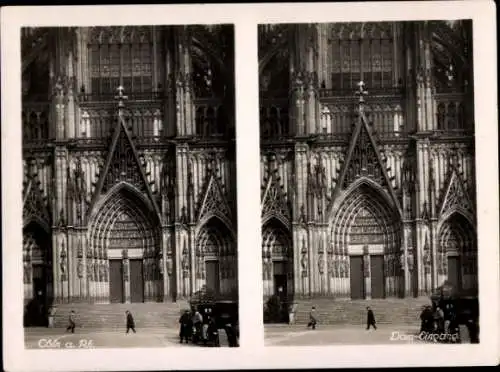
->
[259,21,478,346]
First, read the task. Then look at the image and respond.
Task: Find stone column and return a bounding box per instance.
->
[363,248,371,299]
[289,24,319,136]
[162,227,171,301]
[294,143,308,297]
[122,250,131,303]
[403,22,417,133]
[189,225,196,296]
[173,27,194,137]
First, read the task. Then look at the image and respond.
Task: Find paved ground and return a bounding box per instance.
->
[25,327,231,349]
[264,324,470,346]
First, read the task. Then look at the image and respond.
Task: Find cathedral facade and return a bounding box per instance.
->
[259,21,477,300]
[22,25,237,305]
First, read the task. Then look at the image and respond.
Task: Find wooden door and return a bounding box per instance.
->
[130,259,144,303]
[109,260,124,303]
[447,256,461,291]
[205,260,220,294]
[32,264,46,300]
[350,256,365,300]
[370,255,385,299]
[273,261,287,301]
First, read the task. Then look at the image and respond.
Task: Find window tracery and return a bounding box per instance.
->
[88,27,153,95]
[329,22,394,91]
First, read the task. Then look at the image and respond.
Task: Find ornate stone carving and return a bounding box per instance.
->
[300,238,308,277]
[261,171,291,222]
[23,263,31,284]
[439,164,474,217]
[23,169,51,227]
[60,241,67,281]
[197,170,232,223]
[182,246,189,278]
[318,252,325,275]
[196,256,203,279]
[77,259,84,279]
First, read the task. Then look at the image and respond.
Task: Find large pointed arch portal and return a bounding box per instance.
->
[23,221,53,326]
[88,183,162,303]
[331,181,402,299]
[437,212,477,292]
[195,216,236,297]
[262,217,293,300]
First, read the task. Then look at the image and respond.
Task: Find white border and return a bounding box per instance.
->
[2,1,498,371]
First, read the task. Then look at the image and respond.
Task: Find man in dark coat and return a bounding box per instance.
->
[466,317,479,343]
[66,310,76,333]
[306,306,317,330]
[366,307,377,330]
[225,322,238,347]
[179,310,192,343]
[125,310,136,334]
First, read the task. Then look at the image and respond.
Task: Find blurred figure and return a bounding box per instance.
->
[179,310,191,344]
[47,306,56,328]
[125,310,136,334]
[466,317,479,343]
[366,307,377,330]
[419,305,433,334]
[192,309,203,343]
[434,307,445,334]
[225,322,238,347]
[306,306,317,330]
[207,317,219,347]
[66,310,76,333]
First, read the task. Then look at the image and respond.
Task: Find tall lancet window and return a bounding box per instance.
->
[329,22,394,91]
[88,27,153,96]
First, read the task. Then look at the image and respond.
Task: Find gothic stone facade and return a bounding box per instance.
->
[22,26,237,304]
[259,21,477,300]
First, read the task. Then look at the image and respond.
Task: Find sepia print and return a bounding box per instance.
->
[259,20,479,346]
[22,25,239,348]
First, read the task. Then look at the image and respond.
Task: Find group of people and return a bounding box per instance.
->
[419,303,479,343]
[178,308,239,347]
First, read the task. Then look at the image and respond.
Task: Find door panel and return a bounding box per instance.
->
[205,261,220,294]
[32,264,46,299]
[130,259,144,303]
[350,256,365,300]
[370,255,385,299]
[273,262,287,300]
[447,256,461,290]
[109,260,124,303]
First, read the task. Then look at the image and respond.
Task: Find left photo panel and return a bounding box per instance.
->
[22,25,239,348]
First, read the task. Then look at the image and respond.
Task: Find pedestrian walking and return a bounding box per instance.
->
[366,307,377,330]
[306,306,317,330]
[125,310,136,334]
[66,310,76,333]
[179,310,191,343]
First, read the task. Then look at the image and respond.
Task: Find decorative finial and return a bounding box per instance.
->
[355,80,368,105]
[114,85,128,108]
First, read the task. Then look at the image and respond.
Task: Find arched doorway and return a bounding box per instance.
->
[332,182,401,299]
[88,184,161,303]
[196,217,236,296]
[262,218,293,301]
[23,221,52,326]
[438,212,477,291]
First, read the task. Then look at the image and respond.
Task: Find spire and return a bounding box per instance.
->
[88,86,160,219]
[332,82,401,213]
[438,158,474,217]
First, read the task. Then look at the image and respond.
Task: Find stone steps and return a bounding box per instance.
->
[291,297,431,325]
[50,302,190,329]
